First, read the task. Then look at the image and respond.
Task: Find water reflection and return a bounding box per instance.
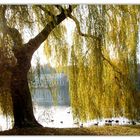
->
[32,86,70,106]
[0,86,74,131]
[32,85,77,128]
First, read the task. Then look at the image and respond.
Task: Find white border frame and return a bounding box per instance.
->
[0,0,140,4]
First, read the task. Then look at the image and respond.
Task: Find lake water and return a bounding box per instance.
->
[32,86,77,128]
[0,86,78,131]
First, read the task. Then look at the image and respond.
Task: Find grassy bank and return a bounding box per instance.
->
[0,125,140,135]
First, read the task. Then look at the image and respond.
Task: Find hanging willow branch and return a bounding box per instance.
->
[101,52,124,76]
[69,14,99,40]
[69,12,125,77]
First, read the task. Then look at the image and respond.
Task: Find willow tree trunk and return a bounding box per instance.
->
[10,49,42,128]
[2,6,73,128]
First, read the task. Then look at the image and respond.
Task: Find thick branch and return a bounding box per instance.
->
[68,14,99,40]
[69,13,124,76]
[25,6,73,54]
[6,27,22,45]
[55,5,65,12]
[101,52,124,76]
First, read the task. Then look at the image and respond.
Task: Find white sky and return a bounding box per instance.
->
[31,18,76,67]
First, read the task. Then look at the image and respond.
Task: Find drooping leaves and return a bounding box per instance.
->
[45,5,140,121]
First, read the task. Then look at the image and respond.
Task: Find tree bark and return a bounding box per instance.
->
[10,49,42,128]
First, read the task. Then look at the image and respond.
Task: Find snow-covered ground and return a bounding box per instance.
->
[0,114,12,131]
[34,106,77,128]
[0,106,140,131]
[33,105,140,128]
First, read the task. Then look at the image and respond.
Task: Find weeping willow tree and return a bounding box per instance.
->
[102,5,140,119]
[45,5,140,122]
[70,5,140,121]
[0,4,139,129]
[0,5,74,128]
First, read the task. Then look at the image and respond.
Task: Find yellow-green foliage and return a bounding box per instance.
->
[0,39,14,117]
[0,5,139,122]
[45,5,140,122]
[0,63,13,116]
